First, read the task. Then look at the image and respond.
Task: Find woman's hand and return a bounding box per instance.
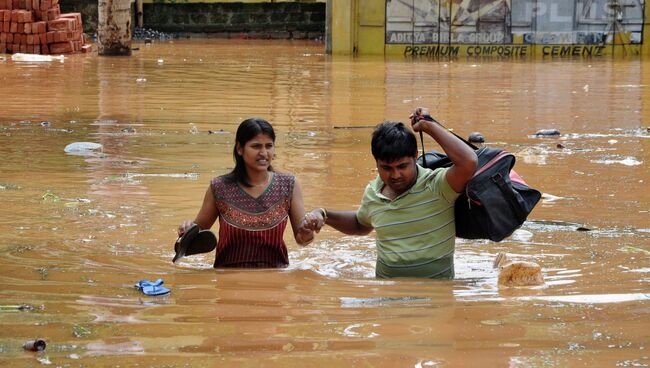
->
[301,208,326,233]
[295,209,327,246]
[296,226,315,246]
[177,220,195,237]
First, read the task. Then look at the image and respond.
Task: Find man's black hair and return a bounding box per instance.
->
[371,121,418,162]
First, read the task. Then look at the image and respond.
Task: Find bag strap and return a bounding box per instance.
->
[411,115,428,167]
[419,114,479,151]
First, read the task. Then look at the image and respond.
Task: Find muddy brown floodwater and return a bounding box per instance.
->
[0,39,648,367]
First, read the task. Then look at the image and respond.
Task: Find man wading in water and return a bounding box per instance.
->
[300,108,477,278]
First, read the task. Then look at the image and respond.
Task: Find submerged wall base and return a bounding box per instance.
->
[61,0,325,40]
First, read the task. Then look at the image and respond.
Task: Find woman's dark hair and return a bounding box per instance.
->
[371,121,417,162]
[225,117,275,187]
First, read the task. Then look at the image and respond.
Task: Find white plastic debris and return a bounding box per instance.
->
[64,142,103,155]
[11,53,65,63]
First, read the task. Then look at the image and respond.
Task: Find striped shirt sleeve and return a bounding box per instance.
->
[427,167,461,204]
[356,184,373,227]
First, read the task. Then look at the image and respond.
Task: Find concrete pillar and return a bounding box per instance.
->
[325,0,332,54]
[97,0,132,56]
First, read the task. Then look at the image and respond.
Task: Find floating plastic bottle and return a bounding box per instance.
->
[23,339,46,351]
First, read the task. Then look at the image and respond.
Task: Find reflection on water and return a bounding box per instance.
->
[1,39,649,367]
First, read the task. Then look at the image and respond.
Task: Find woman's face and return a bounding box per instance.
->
[237,133,275,173]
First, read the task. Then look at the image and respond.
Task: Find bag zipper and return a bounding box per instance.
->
[472,150,511,178]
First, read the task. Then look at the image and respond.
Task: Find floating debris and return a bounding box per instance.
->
[133,27,175,41]
[36,267,48,280]
[541,192,564,203]
[525,220,593,232]
[618,246,650,255]
[510,229,533,242]
[11,53,65,63]
[64,142,103,155]
[72,325,92,338]
[0,183,22,191]
[592,157,642,166]
[23,339,46,351]
[333,125,376,129]
[124,172,199,179]
[36,356,52,365]
[208,129,228,135]
[340,296,431,307]
[517,293,650,304]
[534,129,561,137]
[494,252,544,287]
[0,304,34,311]
[468,132,485,145]
[41,191,60,202]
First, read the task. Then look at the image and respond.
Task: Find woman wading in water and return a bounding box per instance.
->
[177,118,316,268]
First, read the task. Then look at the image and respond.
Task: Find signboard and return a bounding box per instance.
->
[386,0,644,47]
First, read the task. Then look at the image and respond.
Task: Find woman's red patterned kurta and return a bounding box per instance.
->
[211,172,294,268]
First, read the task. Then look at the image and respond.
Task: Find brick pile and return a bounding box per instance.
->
[0,0,90,54]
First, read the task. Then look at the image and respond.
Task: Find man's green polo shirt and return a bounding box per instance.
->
[356,166,460,279]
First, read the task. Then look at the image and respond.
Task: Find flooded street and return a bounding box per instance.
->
[1,39,649,367]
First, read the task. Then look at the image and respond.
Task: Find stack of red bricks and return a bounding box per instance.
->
[0,0,90,54]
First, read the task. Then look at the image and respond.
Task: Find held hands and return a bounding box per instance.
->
[296,208,326,245]
[301,208,326,233]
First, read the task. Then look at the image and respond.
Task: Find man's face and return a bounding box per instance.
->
[376,156,418,195]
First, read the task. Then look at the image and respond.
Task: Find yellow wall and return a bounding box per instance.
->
[331,0,354,54]
[355,0,385,55]
[329,0,385,55]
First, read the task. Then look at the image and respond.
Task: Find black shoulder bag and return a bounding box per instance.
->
[415,117,542,242]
